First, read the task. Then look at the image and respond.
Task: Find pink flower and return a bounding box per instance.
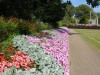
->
[13,62,20,68]
[16,51,23,55]
[0,61,7,72]
[7,62,12,67]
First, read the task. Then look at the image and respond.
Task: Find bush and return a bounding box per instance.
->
[35,20,52,32]
[68,25,100,29]
[58,21,69,27]
[0,33,17,52]
[6,18,19,34]
[0,17,18,42]
[0,16,53,41]
[79,18,89,24]
[0,20,9,42]
[17,20,31,35]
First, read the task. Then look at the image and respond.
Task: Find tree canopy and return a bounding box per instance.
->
[75,4,96,24]
[65,4,75,17]
[86,0,100,7]
[0,0,100,27]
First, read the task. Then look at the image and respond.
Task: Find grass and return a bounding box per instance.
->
[74,29,100,51]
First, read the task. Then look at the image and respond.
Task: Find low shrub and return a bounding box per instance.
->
[58,21,70,27]
[35,20,52,32]
[68,25,100,29]
[0,17,19,42]
[0,20,9,42]
[0,33,17,52]
[17,20,31,35]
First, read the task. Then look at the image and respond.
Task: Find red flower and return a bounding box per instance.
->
[0,53,5,62]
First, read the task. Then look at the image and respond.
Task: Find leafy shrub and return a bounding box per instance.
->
[0,33,17,52]
[6,18,19,34]
[17,20,31,35]
[0,17,19,42]
[69,18,76,23]
[28,23,36,34]
[0,20,8,42]
[35,20,52,32]
[68,25,100,29]
[58,21,69,27]
[79,18,89,24]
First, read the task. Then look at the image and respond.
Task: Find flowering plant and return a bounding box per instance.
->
[0,47,34,73]
[0,27,69,75]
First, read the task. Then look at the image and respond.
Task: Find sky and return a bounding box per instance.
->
[63,0,100,13]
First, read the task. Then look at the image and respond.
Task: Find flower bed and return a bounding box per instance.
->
[0,27,69,75]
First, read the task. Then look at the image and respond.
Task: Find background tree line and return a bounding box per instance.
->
[0,0,100,28]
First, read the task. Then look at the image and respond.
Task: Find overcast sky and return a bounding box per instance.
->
[63,0,100,13]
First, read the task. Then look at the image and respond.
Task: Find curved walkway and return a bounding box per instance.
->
[69,29,100,75]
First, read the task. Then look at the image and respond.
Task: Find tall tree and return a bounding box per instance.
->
[0,0,36,19]
[0,0,65,28]
[75,4,96,24]
[65,4,75,17]
[0,0,100,28]
[86,0,100,7]
[34,0,65,28]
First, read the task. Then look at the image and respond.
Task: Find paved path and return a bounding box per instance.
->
[69,29,100,75]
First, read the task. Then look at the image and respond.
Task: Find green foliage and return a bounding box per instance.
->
[75,4,92,19]
[65,4,75,17]
[97,13,100,24]
[68,17,76,23]
[35,20,53,32]
[58,20,69,27]
[0,17,19,42]
[75,4,96,24]
[34,0,65,27]
[0,0,36,20]
[17,20,31,35]
[58,14,76,27]
[86,0,100,7]
[79,17,89,24]
[0,20,8,42]
[0,16,53,39]
[0,67,18,75]
[0,33,17,51]
[0,0,65,26]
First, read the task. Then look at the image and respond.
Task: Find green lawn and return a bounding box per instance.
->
[74,29,100,51]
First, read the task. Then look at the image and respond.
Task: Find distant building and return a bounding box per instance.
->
[88,19,96,25]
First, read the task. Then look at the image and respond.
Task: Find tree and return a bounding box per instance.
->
[97,13,100,24]
[75,4,96,24]
[65,4,75,17]
[0,0,65,28]
[0,0,37,19]
[86,0,100,7]
[61,3,76,25]
[34,0,65,28]
[0,0,100,28]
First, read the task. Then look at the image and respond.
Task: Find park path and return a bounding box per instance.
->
[69,29,100,75]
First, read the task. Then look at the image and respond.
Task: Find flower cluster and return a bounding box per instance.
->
[10,51,34,69]
[0,51,34,73]
[1,27,69,75]
[12,35,64,75]
[41,37,69,75]
[26,28,69,75]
